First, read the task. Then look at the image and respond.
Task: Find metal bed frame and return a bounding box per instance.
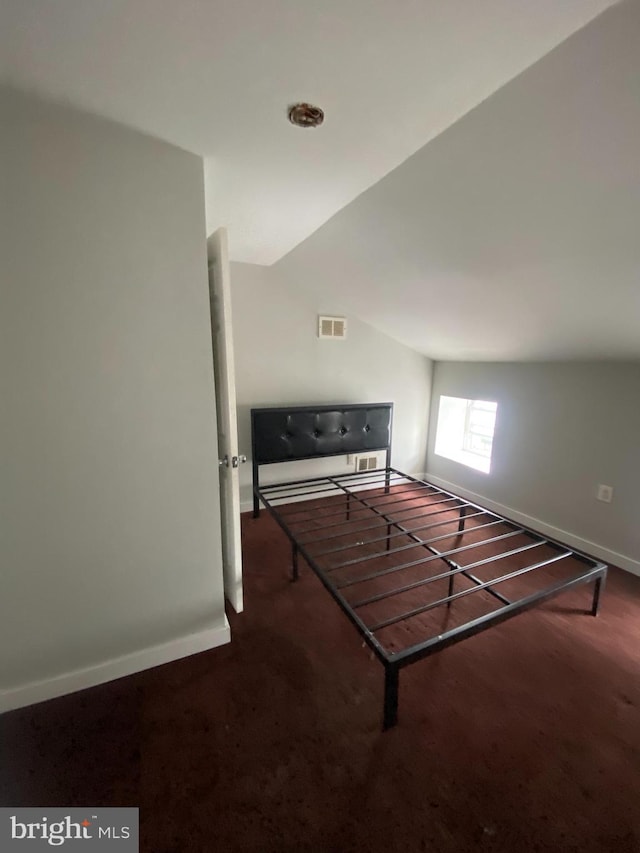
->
[251,403,608,729]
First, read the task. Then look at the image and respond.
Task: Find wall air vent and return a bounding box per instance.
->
[356,455,378,472]
[318,315,347,339]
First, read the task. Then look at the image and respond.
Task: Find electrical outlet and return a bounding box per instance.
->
[596,484,613,503]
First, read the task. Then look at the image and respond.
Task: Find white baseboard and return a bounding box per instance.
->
[0,618,230,714]
[425,473,640,577]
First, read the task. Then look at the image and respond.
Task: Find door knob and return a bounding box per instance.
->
[219,455,229,467]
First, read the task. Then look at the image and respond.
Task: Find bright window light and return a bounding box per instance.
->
[434,396,497,473]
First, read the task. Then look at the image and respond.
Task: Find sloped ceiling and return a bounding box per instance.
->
[2,0,616,264]
[274,0,640,360]
[3,0,637,361]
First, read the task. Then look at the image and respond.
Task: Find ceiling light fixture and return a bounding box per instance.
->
[288,103,324,128]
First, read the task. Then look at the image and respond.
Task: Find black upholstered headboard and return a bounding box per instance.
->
[251,402,394,515]
[251,402,393,465]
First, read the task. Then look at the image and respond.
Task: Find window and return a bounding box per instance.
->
[434,396,497,473]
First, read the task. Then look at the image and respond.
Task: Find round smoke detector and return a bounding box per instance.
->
[288,103,324,128]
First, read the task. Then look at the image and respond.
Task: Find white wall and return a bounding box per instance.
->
[426,361,640,574]
[230,262,432,509]
[1,89,227,711]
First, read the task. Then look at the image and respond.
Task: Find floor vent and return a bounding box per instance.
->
[318,315,347,339]
[356,455,378,472]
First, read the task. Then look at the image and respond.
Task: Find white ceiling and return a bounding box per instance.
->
[274,0,640,361]
[2,0,616,265]
[4,0,637,361]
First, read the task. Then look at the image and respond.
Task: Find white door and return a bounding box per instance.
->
[207,227,244,613]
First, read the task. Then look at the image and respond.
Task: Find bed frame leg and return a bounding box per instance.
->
[591,572,606,616]
[346,492,351,521]
[383,666,399,730]
[292,542,299,581]
[447,570,455,605]
[458,504,468,532]
[253,494,260,519]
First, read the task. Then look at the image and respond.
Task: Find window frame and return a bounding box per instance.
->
[434,395,498,474]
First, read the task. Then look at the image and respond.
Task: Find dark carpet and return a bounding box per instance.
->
[1,509,639,852]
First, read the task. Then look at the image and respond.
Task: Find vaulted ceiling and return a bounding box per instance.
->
[3,0,616,265]
[4,0,638,360]
[273,0,640,360]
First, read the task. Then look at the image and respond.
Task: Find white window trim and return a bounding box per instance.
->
[434,396,497,474]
